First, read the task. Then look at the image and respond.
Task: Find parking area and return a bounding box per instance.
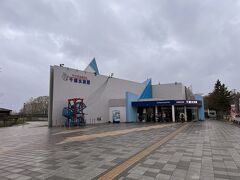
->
[0,120,240,180]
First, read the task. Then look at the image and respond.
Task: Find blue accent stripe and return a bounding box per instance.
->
[125,79,152,122]
[139,79,152,99]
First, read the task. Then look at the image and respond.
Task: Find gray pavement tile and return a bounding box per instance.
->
[15,176,32,180]
[160,170,174,176]
[177,165,189,171]
[0,176,10,180]
[227,168,240,173]
[200,174,214,180]
[172,169,187,178]
[147,168,160,173]
[214,173,229,179]
[45,176,74,180]
[139,176,156,180]
[213,167,226,172]
[152,162,166,169]
[170,176,185,180]
[156,173,171,180]
[1,120,240,180]
[122,177,138,180]
[0,172,12,176]
[98,164,113,169]
[214,170,228,175]
[162,164,176,171]
[111,157,125,163]
[228,176,240,180]
[186,172,200,180]
[227,171,240,176]
[143,171,158,178]
[6,173,21,179]
[126,173,143,179]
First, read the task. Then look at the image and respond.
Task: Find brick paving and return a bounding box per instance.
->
[0,120,240,179]
[118,120,240,180]
[0,122,181,180]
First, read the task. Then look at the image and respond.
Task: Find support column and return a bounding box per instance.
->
[155,106,158,121]
[143,108,146,122]
[172,105,175,122]
[184,106,187,122]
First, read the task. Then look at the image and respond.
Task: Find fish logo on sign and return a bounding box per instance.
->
[61,72,91,85]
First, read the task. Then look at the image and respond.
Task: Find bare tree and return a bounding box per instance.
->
[20,96,49,115]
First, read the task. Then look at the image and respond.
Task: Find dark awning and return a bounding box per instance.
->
[132,100,202,107]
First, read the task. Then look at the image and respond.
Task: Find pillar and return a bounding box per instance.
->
[143,108,146,122]
[155,106,158,121]
[184,106,187,122]
[172,105,175,122]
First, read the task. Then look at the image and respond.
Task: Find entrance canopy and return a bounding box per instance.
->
[132,99,202,107]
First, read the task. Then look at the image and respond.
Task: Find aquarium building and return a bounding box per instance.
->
[48,59,204,127]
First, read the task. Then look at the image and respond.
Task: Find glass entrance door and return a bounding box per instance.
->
[137,107,155,122]
[175,106,184,122]
[187,107,199,121]
[157,106,172,122]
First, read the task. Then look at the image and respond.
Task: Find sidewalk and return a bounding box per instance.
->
[1,120,240,180]
[119,120,240,180]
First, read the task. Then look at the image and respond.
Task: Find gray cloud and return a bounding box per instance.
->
[0,0,240,110]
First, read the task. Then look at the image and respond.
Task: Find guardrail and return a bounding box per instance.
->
[0,114,48,127]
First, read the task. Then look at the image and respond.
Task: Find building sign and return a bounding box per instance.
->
[176,100,185,104]
[186,100,198,104]
[132,100,202,107]
[62,73,91,85]
[156,101,171,104]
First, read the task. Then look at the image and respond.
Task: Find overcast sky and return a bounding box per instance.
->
[1,0,240,111]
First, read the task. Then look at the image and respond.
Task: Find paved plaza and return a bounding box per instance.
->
[0,120,240,180]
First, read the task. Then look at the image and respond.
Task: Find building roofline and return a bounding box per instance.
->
[0,108,12,112]
[52,65,187,87]
[52,65,145,85]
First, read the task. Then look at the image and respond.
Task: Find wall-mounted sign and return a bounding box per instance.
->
[186,100,198,104]
[132,100,202,107]
[62,73,91,85]
[156,101,171,104]
[176,101,185,104]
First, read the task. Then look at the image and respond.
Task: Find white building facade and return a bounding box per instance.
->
[48,59,205,127]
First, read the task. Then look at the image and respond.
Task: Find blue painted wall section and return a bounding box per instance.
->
[89,58,99,75]
[126,79,152,122]
[194,94,205,121]
[139,79,152,99]
[126,92,138,122]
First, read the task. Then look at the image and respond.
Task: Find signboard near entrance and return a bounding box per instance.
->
[132,100,202,107]
[112,110,120,123]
